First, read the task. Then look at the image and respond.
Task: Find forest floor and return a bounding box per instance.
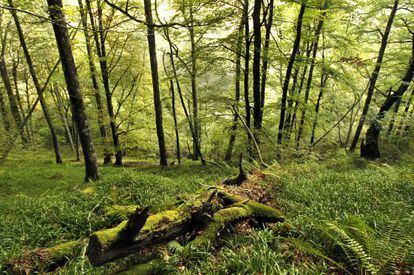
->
[0,150,413,274]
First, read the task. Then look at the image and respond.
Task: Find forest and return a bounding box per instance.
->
[0,0,413,273]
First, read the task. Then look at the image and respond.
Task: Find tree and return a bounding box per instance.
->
[361,32,414,159]
[47,0,100,180]
[143,0,168,166]
[252,0,262,137]
[349,0,399,152]
[8,0,62,164]
[277,2,306,144]
[78,0,112,165]
[296,0,328,147]
[0,22,28,144]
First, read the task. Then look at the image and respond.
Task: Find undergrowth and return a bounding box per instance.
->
[0,150,413,274]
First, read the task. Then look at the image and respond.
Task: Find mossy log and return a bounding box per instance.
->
[8,239,86,273]
[87,190,216,266]
[189,191,284,249]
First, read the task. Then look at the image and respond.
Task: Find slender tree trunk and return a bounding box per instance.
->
[349,0,399,152]
[0,89,11,132]
[260,0,274,118]
[386,99,400,134]
[0,26,28,144]
[243,0,252,158]
[143,0,168,166]
[78,0,112,165]
[170,79,181,165]
[287,41,312,142]
[284,67,299,134]
[361,33,414,159]
[310,73,328,144]
[86,0,122,165]
[403,103,414,135]
[51,85,75,152]
[225,15,244,161]
[252,0,262,137]
[396,86,413,134]
[296,0,328,147]
[8,0,62,164]
[163,28,205,165]
[188,6,201,161]
[47,0,101,180]
[12,58,31,141]
[277,3,306,144]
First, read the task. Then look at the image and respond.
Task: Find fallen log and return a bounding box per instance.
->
[7,239,86,273]
[86,190,217,266]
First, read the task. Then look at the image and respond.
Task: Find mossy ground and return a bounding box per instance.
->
[1,149,413,273]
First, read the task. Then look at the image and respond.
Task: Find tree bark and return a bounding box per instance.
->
[143,0,168,166]
[361,33,414,159]
[188,6,201,161]
[277,2,306,144]
[47,0,100,180]
[296,0,328,147]
[170,79,181,164]
[252,0,262,137]
[260,0,274,119]
[310,73,328,144]
[0,88,11,132]
[349,0,399,152]
[8,0,62,164]
[78,0,112,165]
[243,0,252,158]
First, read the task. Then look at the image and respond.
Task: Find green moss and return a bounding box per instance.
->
[94,221,128,249]
[105,205,140,220]
[141,210,181,232]
[190,206,251,249]
[245,201,284,221]
[47,240,85,260]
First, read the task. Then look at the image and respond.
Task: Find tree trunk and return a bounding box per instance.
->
[361,33,414,159]
[51,85,75,152]
[8,0,62,164]
[386,98,400,135]
[349,0,399,152]
[252,0,262,137]
[296,0,328,147]
[260,0,274,119]
[396,86,413,134]
[47,0,100,180]
[0,89,11,132]
[243,0,252,159]
[163,27,205,165]
[85,0,122,166]
[189,6,201,161]
[78,0,112,165]
[170,80,181,164]
[310,73,328,144]
[225,15,244,161]
[143,0,168,167]
[287,41,312,142]
[277,3,306,144]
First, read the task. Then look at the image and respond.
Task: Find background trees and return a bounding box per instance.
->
[0,0,412,168]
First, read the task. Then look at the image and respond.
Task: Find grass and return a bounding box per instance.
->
[0,150,413,274]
